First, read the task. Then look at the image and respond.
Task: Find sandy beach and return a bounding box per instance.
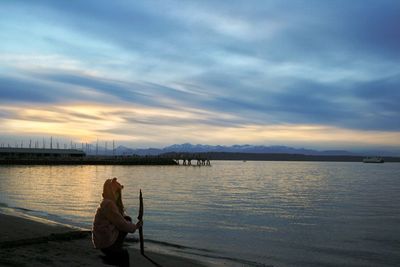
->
[0,212,208,267]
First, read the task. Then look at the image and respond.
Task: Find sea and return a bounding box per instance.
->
[0,161,399,266]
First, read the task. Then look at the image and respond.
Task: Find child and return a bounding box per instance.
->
[92,177,143,265]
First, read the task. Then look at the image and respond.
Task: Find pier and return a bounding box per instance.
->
[0,148,176,165]
[0,148,213,166]
[163,153,211,166]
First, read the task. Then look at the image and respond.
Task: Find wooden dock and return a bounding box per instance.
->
[0,156,178,165]
[0,148,211,166]
[162,153,211,166]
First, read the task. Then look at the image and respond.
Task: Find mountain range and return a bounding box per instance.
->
[86,143,398,157]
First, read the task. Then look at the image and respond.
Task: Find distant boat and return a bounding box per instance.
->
[363,156,384,163]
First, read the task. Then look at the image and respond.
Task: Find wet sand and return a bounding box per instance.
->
[0,213,208,267]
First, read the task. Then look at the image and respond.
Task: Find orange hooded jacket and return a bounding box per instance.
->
[92,178,136,249]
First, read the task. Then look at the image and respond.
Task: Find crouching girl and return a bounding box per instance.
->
[92,178,143,261]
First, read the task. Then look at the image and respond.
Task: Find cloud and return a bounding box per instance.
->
[2,66,400,133]
[40,72,146,102]
[0,75,55,103]
[1,102,399,150]
[1,0,400,148]
[0,73,118,104]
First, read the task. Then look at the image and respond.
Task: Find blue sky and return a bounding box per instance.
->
[1,0,399,151]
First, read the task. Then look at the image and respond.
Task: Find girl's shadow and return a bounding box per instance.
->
[100,249,130,267]
[100,250,163,267]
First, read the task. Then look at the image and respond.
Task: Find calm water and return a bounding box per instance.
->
[0,161,399,266]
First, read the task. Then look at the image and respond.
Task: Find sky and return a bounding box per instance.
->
[1,0,400,152]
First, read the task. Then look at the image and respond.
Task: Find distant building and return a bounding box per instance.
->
[0,148,86,159]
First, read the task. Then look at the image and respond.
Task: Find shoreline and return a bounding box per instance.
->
[0,212,208,267]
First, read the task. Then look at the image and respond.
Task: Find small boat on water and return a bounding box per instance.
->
[363,156,384,163]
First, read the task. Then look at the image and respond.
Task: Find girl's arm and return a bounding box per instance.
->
[104,201,137,233]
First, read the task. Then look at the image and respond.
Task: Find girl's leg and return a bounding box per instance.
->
[101,216,132,253]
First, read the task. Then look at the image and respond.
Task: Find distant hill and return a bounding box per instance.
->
[162,143,356,156]
[83,143,398,156]
[85,143,398,157]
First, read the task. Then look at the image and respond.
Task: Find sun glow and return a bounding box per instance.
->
[0,103,399,149]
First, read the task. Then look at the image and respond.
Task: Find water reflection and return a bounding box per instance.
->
[0,162,399,266]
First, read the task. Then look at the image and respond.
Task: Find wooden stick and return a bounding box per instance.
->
[137,189,144,255]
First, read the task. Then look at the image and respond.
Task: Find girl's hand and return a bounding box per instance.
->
[136,220,143,228]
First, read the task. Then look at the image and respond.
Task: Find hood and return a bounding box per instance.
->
[102,177,124,201]
[102,178,116,200]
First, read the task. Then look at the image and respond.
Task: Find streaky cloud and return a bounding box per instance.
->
[1,0,400,148]
[0,75,55,103]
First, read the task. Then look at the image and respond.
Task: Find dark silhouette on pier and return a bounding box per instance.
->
[162,153,211,166]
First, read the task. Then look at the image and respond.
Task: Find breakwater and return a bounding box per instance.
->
[0,156,178,165]
[195,152,400,162]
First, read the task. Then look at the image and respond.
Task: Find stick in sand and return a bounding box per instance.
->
[137,189,144,255]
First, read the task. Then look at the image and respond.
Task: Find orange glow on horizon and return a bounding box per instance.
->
[0,103,399,148]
